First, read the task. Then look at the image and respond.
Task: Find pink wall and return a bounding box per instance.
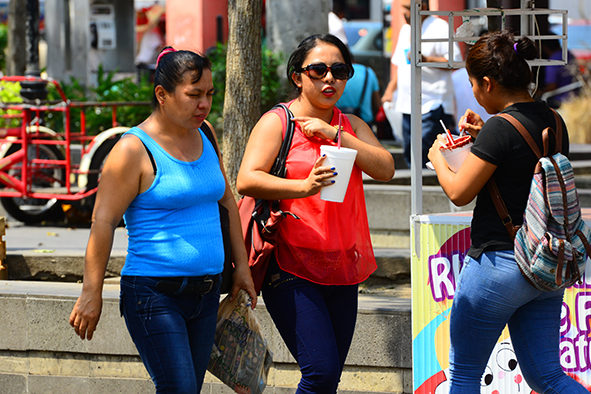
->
[389,0,407,79]
[166,0,228,53]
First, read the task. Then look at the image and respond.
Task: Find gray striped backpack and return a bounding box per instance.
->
[488,111,591,291]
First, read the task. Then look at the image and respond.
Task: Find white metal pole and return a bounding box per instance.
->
[410,0,422,216]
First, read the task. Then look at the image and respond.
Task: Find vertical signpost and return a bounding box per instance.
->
[22,0,47,101]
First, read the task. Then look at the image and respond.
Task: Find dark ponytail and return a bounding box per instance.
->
[514,36,538,61]
[466,30,538,91]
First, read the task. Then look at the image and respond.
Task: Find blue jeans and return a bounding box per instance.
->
[120,275,221,394]
[402,105,457,168]
[449,251,587,394]
[262,259,358,394]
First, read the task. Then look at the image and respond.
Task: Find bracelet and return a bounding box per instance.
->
[333,130,340,143]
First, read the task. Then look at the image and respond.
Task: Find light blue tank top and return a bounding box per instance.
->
[121,127,226,277]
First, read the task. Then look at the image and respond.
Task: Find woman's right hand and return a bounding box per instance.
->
[301,154,337,196]
[69,289,103,340]
[67,133,147,341]
[459,109,485,138]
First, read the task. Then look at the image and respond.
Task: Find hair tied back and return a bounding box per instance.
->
[513,42,519,54]
[156,47,177,66]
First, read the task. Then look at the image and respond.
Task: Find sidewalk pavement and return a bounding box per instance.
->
[5,221,127,257]
[2,220,411,311]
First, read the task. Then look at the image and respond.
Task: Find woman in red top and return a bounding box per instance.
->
[237,34,394,393]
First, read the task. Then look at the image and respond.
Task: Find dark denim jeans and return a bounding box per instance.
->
[450,251,588,393]
[402,105,457,168]
[262,258,358,394]
[120,275,220,394]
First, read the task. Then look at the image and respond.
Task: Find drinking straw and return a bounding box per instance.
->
[440,119,454,146]
[337,113,342,149]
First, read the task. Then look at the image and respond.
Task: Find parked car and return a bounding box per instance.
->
[343,20,390,91]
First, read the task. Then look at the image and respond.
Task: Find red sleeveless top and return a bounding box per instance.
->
[270,103,376,285]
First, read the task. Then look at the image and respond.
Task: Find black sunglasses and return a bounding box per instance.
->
[298,63,354,80]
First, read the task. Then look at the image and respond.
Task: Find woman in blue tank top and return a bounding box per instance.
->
[69,47,257,393]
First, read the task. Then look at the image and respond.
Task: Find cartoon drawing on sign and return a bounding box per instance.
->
[431,337,534,393]
[414,224,591,394]
[415,228,537,394]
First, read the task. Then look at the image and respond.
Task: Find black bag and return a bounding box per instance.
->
[201,122,234,294]
[238,103,298,294]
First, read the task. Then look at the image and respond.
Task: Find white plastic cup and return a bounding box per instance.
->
[320,145,358,203]
[440,137,473,173]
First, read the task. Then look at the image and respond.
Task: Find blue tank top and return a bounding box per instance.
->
[121,127,226,277]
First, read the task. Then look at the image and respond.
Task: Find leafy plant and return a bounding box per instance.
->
[45,65,152,135]
[0,24,7,73]
[260,44,286,112]
[207,43,228,131]
[0,81,23,128]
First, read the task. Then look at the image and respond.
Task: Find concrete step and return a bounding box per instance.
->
[3,248,412,287]
[0,280,411,394]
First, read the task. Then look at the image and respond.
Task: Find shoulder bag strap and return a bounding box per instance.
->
[140,141,157,175]
[270,103,295,178]
[200,122,221,162]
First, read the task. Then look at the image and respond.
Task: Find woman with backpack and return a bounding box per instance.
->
[236,34,394,393]
[428,30,588,393]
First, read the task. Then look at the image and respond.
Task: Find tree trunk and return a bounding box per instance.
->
[7,0,26,76]
[223,0,263,198]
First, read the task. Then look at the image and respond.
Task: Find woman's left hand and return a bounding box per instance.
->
[229,263,257,308]
[292,116,337,141]
[427,136,445,165]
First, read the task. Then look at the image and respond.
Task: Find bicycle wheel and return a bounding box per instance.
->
[0,143,66,223]
[86,135,120,191]
[73,135,122,222]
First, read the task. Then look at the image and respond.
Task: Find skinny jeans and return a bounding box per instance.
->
[262,258,358,394]
[449,250,587,393]
[120,275,220,394]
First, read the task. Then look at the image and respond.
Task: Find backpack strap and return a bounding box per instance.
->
[497,109,563,159]
[487,179,519,239]
[496,113,543,159]
[551,108,563,155]
[488,110,562,240]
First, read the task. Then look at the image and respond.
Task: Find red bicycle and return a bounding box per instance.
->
[0,75,150,223]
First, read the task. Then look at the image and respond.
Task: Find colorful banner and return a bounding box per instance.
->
[411,211,591,394]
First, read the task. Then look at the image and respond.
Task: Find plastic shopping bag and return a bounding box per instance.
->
[208,290,273,394]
